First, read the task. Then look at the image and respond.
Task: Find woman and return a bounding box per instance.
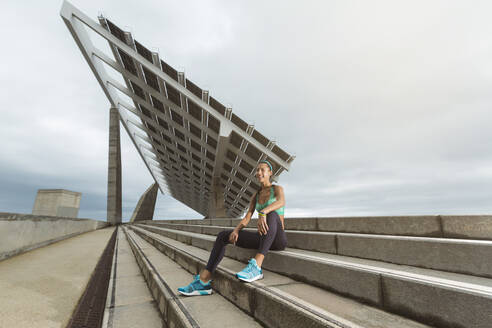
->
[178,159,287,296]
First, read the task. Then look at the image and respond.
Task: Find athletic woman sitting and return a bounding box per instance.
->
[178,160,287,296]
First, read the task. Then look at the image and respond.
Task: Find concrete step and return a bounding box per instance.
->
[151,214,492,239]
[142,221,492,278]
[122,226,263,328]
[101,227,163,328]
[127,224,430,328]
[133,223,492,328]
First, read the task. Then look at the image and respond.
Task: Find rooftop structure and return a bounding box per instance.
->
[32,189,81,218]
[60,2,294,219]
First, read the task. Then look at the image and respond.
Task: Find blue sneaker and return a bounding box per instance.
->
[236,258,263,282]
[177,274,213,296]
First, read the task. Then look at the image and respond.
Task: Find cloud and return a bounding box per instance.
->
[1,0,492,221]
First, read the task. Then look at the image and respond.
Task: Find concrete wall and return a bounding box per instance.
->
[0,212,108,261]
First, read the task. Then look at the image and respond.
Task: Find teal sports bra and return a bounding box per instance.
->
[255,185,284,216]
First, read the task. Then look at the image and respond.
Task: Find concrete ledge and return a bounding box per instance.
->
[441,215,492,240]
[284,218,318,230]
[211,219,233,226]
[337,234,492,278]
[286,231,338,253]
[262,250,382,306]
[382,275,492,328]
[0,212,108,261]
[316,216,441,237]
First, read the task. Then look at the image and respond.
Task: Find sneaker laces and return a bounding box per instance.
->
[185,275,201,291]
[246,259,257,273]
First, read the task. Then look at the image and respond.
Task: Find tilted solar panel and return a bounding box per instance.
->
[61,2,294,218]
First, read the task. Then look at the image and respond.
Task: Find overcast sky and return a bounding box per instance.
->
[1,0,491,221]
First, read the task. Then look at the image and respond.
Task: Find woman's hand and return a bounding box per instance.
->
[257,213,269,235]
[229,229,239,245]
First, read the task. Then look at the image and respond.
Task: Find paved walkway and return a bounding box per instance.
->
[101,227,162,328]
[0,227,115,328]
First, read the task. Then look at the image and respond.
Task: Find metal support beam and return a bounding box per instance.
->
[107,107,122,225]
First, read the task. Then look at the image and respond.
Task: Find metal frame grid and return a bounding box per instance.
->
[60,1,294,217]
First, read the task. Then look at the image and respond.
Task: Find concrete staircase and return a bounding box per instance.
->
[118,216,492,328]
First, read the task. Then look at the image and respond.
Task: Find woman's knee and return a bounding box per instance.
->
[216,229,232,243]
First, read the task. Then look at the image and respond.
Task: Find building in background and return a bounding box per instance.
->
[32,189,82,218]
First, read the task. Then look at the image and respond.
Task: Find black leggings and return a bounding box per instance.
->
[205,211,287,273]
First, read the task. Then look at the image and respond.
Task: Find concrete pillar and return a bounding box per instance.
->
[107,107,122,225]
[208,176,227,219]
[130,183,159,223]
[207,135,228,219]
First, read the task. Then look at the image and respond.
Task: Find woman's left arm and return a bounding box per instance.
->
[260,185,285,214]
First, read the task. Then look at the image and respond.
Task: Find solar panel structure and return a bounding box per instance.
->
[60,2,295,218]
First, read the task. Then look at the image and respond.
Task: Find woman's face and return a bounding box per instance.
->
[256,163,272,183]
